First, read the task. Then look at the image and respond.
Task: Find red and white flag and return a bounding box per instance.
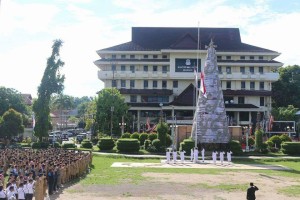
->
[268,115,274,131]
[200,72,207,98]
[146,117,151,130]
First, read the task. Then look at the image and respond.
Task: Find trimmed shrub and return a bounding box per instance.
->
[179,139,195,155]
[248,137,255,146]
[139,133,148,145]
[281,142,300,155]
[130,132,140,140]
[121,132,131,138]
[152,139,162,151]
[157,122,168,148]
[53,142,61,148]
[255,129,263,150]
[80,139,93,149]
[228,140,243,155]
[116,139,140,152]
[166,134,172,147]
[260,142,269,154]
[144,139,151,149]
[98,138,115,151]
[280,134,292,143]
[62,142,76,149]
[92,138,99,145]
[32,142,49,149]
[268,135,282,148]
[266,140,274,148]
[148,133,157,141]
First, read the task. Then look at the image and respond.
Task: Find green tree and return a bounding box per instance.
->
[271,105,298,121]
[33,40,65,141]
[255,129,263,151]
[272,65,300,108]
[51,94,74,111]
[0,87,28,116]
[0,109,24,139]
[157,122,168,148]
[96,88,128,137]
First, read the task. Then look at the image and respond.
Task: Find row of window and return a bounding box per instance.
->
[218,66,264,74]
[112,80,179,89]
[111,54,168,59]
[112,65,169,73]
[217,55,265,60]
[223,81,265,90]
[224,96,265,106]
[130,95,169,103]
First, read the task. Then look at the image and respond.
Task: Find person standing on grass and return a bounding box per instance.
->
[166,149,171,164]
[247,182,259,200]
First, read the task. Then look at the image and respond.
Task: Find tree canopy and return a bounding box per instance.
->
[271,105,298,121]
[0,109,24,139]
[272,65,300,108]
[33,39,65,141]
[96,88,128,136]
[0,87,28,116]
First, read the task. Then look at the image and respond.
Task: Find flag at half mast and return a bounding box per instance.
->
[191,39,230,144]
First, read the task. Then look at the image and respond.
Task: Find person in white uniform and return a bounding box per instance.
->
[172,150,177,163]
[201,148,205,162]
[227,150,233,163]
[190,148,194,162]
[0,185,6,200]
[212,150,218,165]
[193,147,199,163]
[219,151,225,165]
[6,186,16,200]
[180,150,185,163]
[166,149,171,164]
[17,183,26,200]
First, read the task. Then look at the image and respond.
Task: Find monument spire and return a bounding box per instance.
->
[192,39,230,144]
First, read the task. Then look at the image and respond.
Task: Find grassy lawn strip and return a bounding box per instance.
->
[279,185,300,197]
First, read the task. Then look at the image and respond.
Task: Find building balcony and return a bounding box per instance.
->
[98,70,170,80]
[219,72,279,81]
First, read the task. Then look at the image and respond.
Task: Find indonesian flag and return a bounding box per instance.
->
[200,72,207,98]
[32,113,36,129]
[146,117,151,130]
[268,115,274,131]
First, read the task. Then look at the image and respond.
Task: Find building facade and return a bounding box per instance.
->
[94,27,282,132]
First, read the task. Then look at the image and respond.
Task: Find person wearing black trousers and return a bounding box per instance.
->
[247,182,259,200]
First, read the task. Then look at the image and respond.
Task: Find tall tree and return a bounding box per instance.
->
[0,109,24,139]
[272,65,300,108]
[96,88,128,136]
[33,40,65,141]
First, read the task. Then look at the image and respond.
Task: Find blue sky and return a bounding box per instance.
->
[0,0,300,98]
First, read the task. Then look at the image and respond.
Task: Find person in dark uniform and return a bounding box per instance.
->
[247,182,259,200]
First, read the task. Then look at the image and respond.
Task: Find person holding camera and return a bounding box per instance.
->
[247,182,259,200]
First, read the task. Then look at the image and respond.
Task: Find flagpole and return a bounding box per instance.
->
[195,22,200,148]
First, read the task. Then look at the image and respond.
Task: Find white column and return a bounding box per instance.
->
[137,110,141,133]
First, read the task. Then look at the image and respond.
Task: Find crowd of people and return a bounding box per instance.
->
[0,148,92,200]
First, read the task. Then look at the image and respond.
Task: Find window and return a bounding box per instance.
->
[162,80,167,89]
[240,112,249,121]
[226,56,231,60]
[121,65,126,72]
[259,82,264,90]
[153,55,158,59]
[112,54,116,59]
[259,67,263,74]
[121,80,126,88]
[250,56,254,60]
[144,80,148,88]
[130,55,135,59]
[143,55,148,58]
[141,96,169,103]
[226,81,231,89]
[250,81,255,90]
[173,80,178,88]
[112,65,116,71]
[226,66,231,74]
[130,95,137,103]
[112,80,117,87]
[217,56,222,60]
[260,97,265,106]
[240,67,245,74]
[121,55,126,59]
[162,55,167,59]
[218,66,222,74]
[259,56,263,60]
[249,67,254,74]
[153,80,157,88]
[153,66,158,72]
[240,56,245,60]
[162,66,168,73]
[238,97,245,104]
[143,65,148,72]
[241,81,246,90]
[130,80,135,88]
[130,65,135,73]
[224,96,233,104]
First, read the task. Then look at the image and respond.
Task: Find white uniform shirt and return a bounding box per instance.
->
[27,183,34,194]
[6,190,15,200]
[0,190,6,198]
[17,187,25,199]
[194,149,198,163]
[227,151,232,162]
[220,151,225,164]
[166,151,171,163]
[201,148,205,162]
[172,151,177,162]
[180,151,185,162]
[190,149,194,161]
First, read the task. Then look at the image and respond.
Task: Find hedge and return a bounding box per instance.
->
[121,132,131,138]
[281,142,300,155]
[62,142,76,149]
[98,138,115,150]
[139,133,148,145]
[228,140,243,155]
[148,133,157,141]
[179,139,195,155]
[130,132,140,140]
[144,139,151,149]
[32,142,49,149]
[116,139,140,152]
[152,139,162,151]
[80,139,93,149]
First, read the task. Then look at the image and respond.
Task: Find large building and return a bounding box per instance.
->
[94,27,282,132]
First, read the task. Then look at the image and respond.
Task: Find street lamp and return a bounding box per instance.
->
[119,116,126,135]
[110,106,114,138]
[159,103,163,123]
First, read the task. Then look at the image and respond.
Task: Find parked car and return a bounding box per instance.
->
[61,132,69,141]
[76,133,87,144]
[48,134,60,143]
[7,143,22,149]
